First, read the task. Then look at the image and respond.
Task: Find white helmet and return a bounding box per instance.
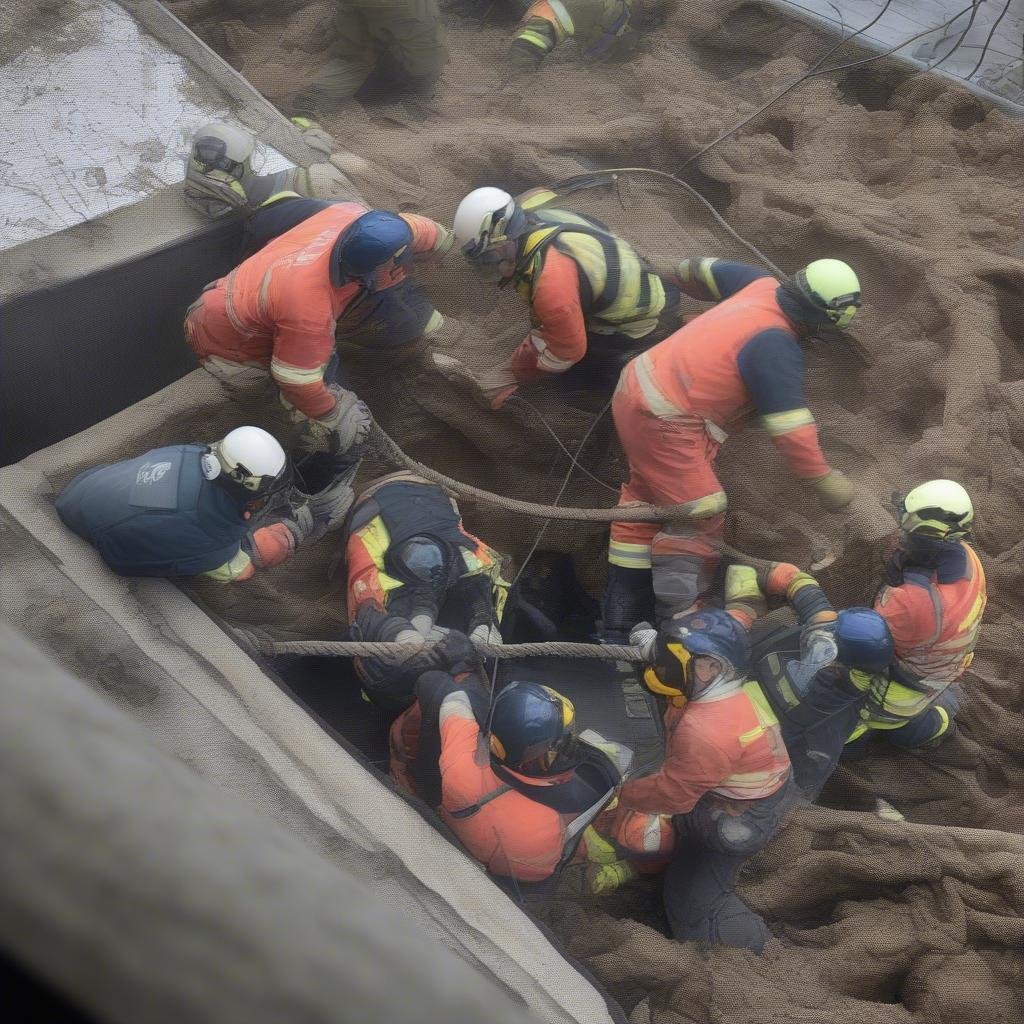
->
[899,479,974,539]
[184,122,257,219]
[453,187,520,260]
[211,426,288,494]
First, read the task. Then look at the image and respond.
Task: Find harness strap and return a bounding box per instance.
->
[448,783,513,819]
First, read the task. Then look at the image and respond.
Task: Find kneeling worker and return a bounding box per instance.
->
[56,425,364,581]
[389,632,626,883]
[612,608,796,950]
[344,473,509,710]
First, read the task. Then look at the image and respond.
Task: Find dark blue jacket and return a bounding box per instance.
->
[56,445,251,577]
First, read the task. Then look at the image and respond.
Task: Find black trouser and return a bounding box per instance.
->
[664,778,798,952]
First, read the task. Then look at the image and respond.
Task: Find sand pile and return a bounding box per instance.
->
[165,1,1024,1019]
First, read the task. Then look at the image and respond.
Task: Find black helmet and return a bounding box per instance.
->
[486,682,577,777]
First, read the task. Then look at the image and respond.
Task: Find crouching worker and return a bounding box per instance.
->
[731,564,895,799]
[344,474,509,711]
[389,631,628,883]
[867,479,985,749]
[183,193,454,432]
[56,424,365,581]
[613,608,797,951]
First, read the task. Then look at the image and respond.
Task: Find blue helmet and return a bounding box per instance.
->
[486,681,577,777]
[336,211,414,290]
[834,607,893,672]
[646,608,749,702]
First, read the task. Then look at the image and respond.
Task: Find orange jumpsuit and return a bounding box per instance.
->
[609,260,833,619]
[856,539,986,743]
[184,203,443,419]
[391,671,618,882]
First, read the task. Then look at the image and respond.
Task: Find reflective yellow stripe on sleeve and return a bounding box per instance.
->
[761,408,815,437]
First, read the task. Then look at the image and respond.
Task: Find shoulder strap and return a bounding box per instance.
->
[448,783,513,819]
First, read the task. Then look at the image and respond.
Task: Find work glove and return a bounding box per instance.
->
[306,477,354,536]
[808,468,856,511]
[586,859,639,895]
[428,628,482,678]
[431,223,456,258]
[469,623,504,645]
[629,621,658,662]
[583,824,620,866]
[297,385,372,455]
[432,353,519,410]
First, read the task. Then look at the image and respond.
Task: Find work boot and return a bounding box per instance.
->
[600,564,655,644]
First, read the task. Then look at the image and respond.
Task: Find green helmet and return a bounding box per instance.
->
[899,479,974,539]
[794,258,862,329]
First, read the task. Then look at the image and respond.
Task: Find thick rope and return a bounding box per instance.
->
[238,630,645,663]
[370,421,719,524]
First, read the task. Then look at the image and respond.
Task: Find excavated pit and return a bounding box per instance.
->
[160,2,1024,1020]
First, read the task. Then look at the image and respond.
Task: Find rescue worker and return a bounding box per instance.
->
[509,0,636,69]
[434,185,682,405]
[603,256,862,642]
[344,473,509,711]
[55,424,364,581]
[731,563,896,798]
[183,121,352,223]
[184,199,454,448]
[389,630,627,883]
[294,0,448,110]
[610,608,797,950]
[865,479,985,748]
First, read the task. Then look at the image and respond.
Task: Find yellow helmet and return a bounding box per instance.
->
[794,258,861,329]
[899,479,974,539]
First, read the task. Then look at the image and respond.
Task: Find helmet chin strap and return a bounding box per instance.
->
[690,663,745,703]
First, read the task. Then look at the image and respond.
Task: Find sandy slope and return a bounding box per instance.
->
[167,2,1024,1019]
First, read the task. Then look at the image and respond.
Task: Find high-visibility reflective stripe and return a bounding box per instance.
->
[517,29,552,51]
[761,407,815,437]
[643,814,665,853]
[520,211,665,331]
[438,689,475,725]
[547,0,575,34]
[697,257,721,299]
[223,271,259,337]
[202,548,252,582]
[270,358,325,386]
[257,189,302,209]
[529,331,577,371]
[356,517,404,592]
[609,540,653,569]
[423,309,444,335]
[634,353,685,418]
[849,670,935,720]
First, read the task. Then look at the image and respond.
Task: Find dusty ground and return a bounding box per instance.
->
[166,2,1024,1020]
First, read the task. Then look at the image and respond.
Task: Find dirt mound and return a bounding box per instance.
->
[166,1,1024,1019]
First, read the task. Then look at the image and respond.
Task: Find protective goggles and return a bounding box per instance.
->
[193,136,247,179]
[895,493,968,537]
[825,292,861,329]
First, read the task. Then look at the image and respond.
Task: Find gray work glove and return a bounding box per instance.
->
[629,621,658,662]
[808,468,856,511]
[297,385,372,455]
[470,623,504,645]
